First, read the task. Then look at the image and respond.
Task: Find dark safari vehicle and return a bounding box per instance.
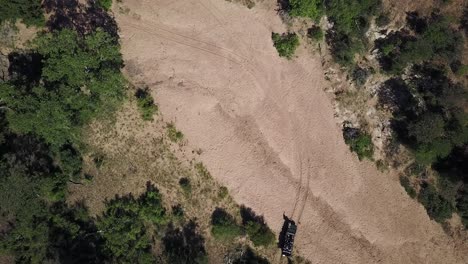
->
[281,221,297,257]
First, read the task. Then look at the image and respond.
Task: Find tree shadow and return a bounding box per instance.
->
[276,0,290,12]
[240,205,267,226]
[7,52,43,88]
[163,219,206,264]
[43,0,118,39]
[49,200,107,264]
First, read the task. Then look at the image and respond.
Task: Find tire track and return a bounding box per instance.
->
[130,17,250,62]
[290,154,302,218]
[296,159,311,224]
[197,0,224,26]
[123,21,244,66]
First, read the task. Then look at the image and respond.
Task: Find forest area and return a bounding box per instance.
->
[274,0,468,228]
[0,0,279,263]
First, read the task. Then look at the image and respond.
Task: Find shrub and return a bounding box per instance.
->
[272,32,300,59]
[418,183,453,222]
[399,176,416,198]
[376,12,390,27]
[179,177,192,194]
[307,25,324,41]
[245,221,276,247]
[289,0,324,20]
[211,208,243,241]
[323,0,380,65]
[351,66,370,86]
[326,29,364,66]
[96,0,113,11]
[240,206,275,247]
[343,127,374,160]
[135,88,157,121]
[167,123,184,142]
[218,186,229,199]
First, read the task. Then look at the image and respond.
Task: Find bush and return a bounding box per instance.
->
[326,29,364,66]
[418,183,453,222]
[324,0,380,65]
[240,206,275,247]
[399,176,416,198]
[211,208,243,241]
[179,177,192,194]
[96,0,113,10]
[343,127,374,160]
[167,123,184,142]
[245,221,276,247]
[272,32,300,59]
[135,88,158,121]
[351,66,370,86]
[376,12,390,27]
[289,0,323,20]
[218,186,229,199]
[307,25,324,41]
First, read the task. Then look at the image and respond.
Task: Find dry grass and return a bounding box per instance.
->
[67,96,289,263]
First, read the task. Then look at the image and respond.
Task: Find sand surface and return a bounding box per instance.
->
[114,0,467,263]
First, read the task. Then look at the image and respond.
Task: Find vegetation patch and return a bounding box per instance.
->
[272,32,300,59]
[135,87,158,121]
[179,177,192,194]
[96,0,113,11]
[324,0,381,66]
[211,208,243,241]
[240,206,275,247]
[307,25,324,41]
[167,122,184,142]
[418,183,453,223]
[288,0,323,21]
[0,0,44,26]
[376,14,463,74]
[343,127,374,160]
[399,176,416,198]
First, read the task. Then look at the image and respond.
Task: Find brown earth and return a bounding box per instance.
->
[113,0,468,263]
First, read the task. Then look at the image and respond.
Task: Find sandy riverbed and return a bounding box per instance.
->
[114,0,467,262]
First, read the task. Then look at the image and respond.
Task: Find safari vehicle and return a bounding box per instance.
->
[281,221,297,257]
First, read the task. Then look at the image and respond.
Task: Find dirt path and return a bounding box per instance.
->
[114,0,468,263]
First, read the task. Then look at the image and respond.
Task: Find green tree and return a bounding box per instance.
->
[272,32,300,59]
[289,0,323,20]
[137,183,167,225]
[97,196,155,263]
[0,0,44,26]
[418,183,453,222]
[408,113,445,144]
[0,29,125,147]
